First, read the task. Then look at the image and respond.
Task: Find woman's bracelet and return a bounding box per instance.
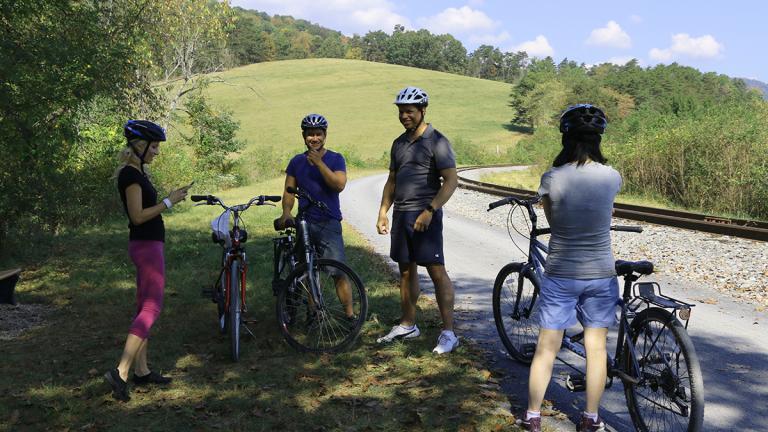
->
[163,198,173,209]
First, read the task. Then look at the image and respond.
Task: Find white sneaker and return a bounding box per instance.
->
[376,324,420,344]
[432,330,459,354]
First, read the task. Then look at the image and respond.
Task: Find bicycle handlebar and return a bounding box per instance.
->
[191,194,281,210]
[611,225,643,233]
[286,186,330,212]
[488,195,541,211]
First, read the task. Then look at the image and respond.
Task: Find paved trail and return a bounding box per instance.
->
[342,173,768,432]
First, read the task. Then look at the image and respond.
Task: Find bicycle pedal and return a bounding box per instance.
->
[565,374,586,392]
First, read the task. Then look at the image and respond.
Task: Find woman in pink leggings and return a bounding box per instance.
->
[104,120,191,402]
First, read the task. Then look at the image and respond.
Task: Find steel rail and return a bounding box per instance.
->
[457,166,768,242]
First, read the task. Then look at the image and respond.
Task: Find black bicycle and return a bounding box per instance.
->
[488,195,704,432]
[194,193,281,361]
[272,186,367,353]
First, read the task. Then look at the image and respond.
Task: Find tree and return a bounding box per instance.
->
[152,0,234,118]
[436,34,467,74]
[468,45,503,80]
[184,92,244,177]
[361,31,390,62]
[0,0,159,241]
[316,35,345,58]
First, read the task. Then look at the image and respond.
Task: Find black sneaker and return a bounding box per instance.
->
[577,414,606,432]
[132,371,172,386]
[104,369,130,402]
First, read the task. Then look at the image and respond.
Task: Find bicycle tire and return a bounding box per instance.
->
[492,262,540,363]
[228,259,242,361]
[276,258,367,353]
[623,307,704,432]
[216,266,226,334]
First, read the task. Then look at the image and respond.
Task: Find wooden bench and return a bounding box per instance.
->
[0,268,21,305]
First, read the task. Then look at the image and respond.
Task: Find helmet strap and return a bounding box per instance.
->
[129,141,149,174]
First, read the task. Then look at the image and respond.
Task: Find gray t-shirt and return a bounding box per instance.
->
[538,162,622,279]
[389,124,456,211]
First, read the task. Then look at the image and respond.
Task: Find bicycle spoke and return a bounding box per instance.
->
[277,259,366,353]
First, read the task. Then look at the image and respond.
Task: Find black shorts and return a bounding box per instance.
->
[389,209,445,266]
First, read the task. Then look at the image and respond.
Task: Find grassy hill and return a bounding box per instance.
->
[204,58,522,176]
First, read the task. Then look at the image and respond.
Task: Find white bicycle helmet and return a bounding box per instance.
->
[394,86,428,106]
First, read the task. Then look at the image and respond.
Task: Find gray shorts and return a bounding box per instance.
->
[537,273,619,330]
[307,219,346,273]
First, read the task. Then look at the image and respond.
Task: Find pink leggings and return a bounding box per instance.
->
[128,240,165,339]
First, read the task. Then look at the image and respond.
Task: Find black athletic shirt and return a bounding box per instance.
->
[117,166,165,242]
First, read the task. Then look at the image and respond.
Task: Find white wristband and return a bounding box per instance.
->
[163,198,173,209]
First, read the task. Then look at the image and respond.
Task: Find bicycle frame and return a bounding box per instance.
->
[222,212,248,315]
[491,195,654,386]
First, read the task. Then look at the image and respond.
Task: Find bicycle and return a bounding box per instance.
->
[272,186,367,353]
[193,193,281,361]
[488,195,704,432]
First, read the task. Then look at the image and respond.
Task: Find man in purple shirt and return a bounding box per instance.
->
[278,114,353,318]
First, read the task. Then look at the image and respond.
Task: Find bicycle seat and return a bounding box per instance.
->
[615,260,654,276]
[273,218,296,231]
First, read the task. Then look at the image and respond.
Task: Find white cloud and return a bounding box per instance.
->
[586,21,631,49]
[512,35,554,58]
[649,33,724,61]
[352,7,410,32]
[469,31,511,46]
[630,14,643,24]
[419,6,497,35]
[229,0,410,34]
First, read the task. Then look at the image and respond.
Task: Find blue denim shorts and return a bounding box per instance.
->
[307,219,346,275]
[389,209,444,265]
[537,273,619,330]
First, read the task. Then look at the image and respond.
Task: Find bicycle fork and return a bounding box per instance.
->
[298,219,325,310]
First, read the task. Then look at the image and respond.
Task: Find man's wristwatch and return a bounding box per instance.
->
[425,205,435,214]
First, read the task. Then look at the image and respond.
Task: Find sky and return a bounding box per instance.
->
[229,0,767,83]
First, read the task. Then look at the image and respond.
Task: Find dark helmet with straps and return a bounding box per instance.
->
[300,113,328,130]
[124,120,166,142]
[123,120,165,173]
[559,104,608,134]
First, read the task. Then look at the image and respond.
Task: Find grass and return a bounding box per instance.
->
[0,177,523,432]
[202,58,523,180]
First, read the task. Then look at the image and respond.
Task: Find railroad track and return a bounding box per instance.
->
[457,166,768,242]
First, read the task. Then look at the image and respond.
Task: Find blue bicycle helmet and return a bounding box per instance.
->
[300,113,328,130]
[559,104,607,134]
[394,86,428,106]
[124,120,167,142]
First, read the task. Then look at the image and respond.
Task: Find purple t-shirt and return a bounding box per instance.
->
[286,149,346,222]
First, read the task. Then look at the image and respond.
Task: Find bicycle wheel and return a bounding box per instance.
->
[623,307,704,432]
[227,259,242,361]
[492,262,540,363]
[276,258,367,353]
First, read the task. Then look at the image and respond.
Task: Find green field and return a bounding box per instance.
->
[204,58,522,174]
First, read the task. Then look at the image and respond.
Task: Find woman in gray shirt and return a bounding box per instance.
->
[519,105,620,432]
